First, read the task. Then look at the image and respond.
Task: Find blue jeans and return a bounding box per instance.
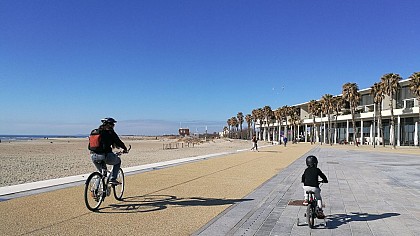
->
[91,152,121,180]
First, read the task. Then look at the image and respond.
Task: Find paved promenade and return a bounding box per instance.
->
[196,145,420,236]
[1,144,419,235]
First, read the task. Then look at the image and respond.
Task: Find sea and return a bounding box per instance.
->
[0,135,87,142]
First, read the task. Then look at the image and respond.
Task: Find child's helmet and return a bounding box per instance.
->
[306,155,318,167]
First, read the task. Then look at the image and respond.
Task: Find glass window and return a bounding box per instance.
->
[360,94,373,106]
[399,86,415,100]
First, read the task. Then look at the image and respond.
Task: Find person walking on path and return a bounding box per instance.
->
[251,135,259,151]
[283,136,288,147]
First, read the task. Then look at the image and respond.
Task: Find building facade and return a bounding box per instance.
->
[257,79,419,146]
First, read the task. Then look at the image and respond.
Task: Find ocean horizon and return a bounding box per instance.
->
[0,135,88,141]
[0,134,184,141]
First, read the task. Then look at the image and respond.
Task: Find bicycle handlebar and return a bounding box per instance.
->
[116,144,131,155]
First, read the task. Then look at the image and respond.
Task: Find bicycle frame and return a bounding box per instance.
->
[302,183,326,228]
[84,145,130,211]
[97,163,113,197]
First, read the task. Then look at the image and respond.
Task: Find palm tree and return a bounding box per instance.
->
[371,82,385,147]
[226,118,232,138]
[245,114,253,140]
[274,108,282,143]
[381,73,401,148]
[308,100,321,144]
[230,116,238,138]
[262,106,273,141]
[342,82,361,146]
[223,126,229,137]
[408,72,420,147]
[237,112,244,139]
[251,109,259,136]
[252,108,264,140]
[288,106,300,143]
[280,105,291,141]
[321,94,334,145]
[278,107,288,143]
[332,96,344,144]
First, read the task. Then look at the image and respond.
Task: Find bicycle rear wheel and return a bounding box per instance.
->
[113,168,125,200]
[84,172,105,211]
[306,204,315,228]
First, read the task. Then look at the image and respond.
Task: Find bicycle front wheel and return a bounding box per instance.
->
[84,172,105,211]
[113,168,125,201]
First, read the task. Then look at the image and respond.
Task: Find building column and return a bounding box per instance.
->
[415,122,419,146]
[305,124,308,142]
[285,125,288,142]
[370,123,373,145]
[397,116,401,146]
[346,120,349,143]
[360,119,364,145]
[334,124,337,144]
[297,125,300,141]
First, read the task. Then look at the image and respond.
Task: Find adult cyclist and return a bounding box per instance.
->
[90,117,128,185]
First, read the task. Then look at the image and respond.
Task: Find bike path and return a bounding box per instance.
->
[0,144,312,235]
[195,146,420,236]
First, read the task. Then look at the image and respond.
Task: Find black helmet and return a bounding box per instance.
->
[101,117,117,124]
[306,155,318,167]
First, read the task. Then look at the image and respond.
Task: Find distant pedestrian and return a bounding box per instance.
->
[251,135,259,151]
[283,137,288,147]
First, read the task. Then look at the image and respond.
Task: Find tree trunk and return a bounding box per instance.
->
[351,107,358,146]
[390,95,396,149]
[379,108,384,147]
[312,117,316,144]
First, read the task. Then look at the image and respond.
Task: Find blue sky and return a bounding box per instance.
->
[1,0,419,135]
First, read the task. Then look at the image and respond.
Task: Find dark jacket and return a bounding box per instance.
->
[301,166,328,187]
[99,127,127,153]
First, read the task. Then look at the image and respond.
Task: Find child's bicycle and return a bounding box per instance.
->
[84,145,131,211]
[297,182,327,229]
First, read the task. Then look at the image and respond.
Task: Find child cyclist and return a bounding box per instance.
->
[301,155,328,218]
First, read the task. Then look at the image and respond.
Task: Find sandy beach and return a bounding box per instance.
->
[2,136,418,188]
[0,137,255,187]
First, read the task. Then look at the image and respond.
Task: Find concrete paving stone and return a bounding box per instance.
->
[232,228,253,236]
[331,229,353,236]
[270,218,295,234]
[366,220,396,236]
[382,217,415,235]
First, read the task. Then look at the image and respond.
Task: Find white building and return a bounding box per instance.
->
[257,79,419,146]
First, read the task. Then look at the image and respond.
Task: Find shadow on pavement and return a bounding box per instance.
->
[99,194,253,214]
[326,212,400,229]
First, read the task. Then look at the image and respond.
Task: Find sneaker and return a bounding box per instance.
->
[303,200,308,206]
[317,209,325,219]
[109,179,121,185]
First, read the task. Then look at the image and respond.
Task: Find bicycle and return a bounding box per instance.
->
[84,145,131,211]
[297,181,327,228]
